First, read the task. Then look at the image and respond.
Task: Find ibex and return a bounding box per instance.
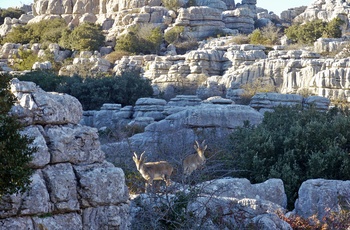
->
[133,152,173,190]
[183,140,208,176]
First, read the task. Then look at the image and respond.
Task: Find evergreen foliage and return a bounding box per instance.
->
[60,22,105,51]
[115,25,163,54]
[0,7,24,25]
[285,18,343,44]
[16,70,153,110]
[226,106,350,209]
[2,18,67,45]
[0,74,35,197]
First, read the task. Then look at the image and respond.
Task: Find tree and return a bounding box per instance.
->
[60,22,105,51]
[0,74,36,197]
[225,106,350,209]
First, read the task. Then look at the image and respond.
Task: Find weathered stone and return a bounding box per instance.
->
[42,163,80,212]
[20,125,50,168]
[0,217,34,230]
[293,179,350,220]
[198,178,287,208]
[20,171,53,215]
[82,204,130,229]
[32,213,83,230]
[250,93,304,111]
[44,124,105,164]
[10,78,83,125]
[74,162,129,207]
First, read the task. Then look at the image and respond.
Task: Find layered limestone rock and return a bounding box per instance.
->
[58,51,111,76]
[292,179,350,220]
[295,0,350,32]
[131,178,291,229]
[102,103,263,167]
[0,79,130,230]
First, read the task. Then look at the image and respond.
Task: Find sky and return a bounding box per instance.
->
[1,0,315,15]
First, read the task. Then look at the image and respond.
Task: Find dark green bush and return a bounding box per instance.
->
[2,18,67,45]
[225,106,350,209]
[164,26,184,44]
[59,22,105,51]
[0,74,35,197]
[285,18,343,44]
[0,8,24,25]
[115,25,163,54]
[16,70,153,110]
[12,48,38,71]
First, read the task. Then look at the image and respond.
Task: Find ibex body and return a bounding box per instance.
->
[133,152,173,189]
[183,140,208,176]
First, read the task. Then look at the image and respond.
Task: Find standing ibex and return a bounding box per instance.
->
[133,152,173,190]
[183,140,208,176]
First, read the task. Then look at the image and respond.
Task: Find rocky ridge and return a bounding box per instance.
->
[0,79,130,229]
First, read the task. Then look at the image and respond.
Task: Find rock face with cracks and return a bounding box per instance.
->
[0,79,130,230]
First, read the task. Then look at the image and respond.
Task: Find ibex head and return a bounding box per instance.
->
[183,140,208,176]
[133,152,173,189]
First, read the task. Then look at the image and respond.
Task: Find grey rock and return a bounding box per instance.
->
[0,217,34,230]
[198,178,287,208]
[32,213,83,230]
[82,204,130,229]
[293,179,350,220]
[20,171,53,215]
[74,162,129,207]
[44,124,105,164]
[10,78,83,125]
[42,163,80,212]
[21,125,50,168]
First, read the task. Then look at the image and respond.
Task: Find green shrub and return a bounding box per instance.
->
[2,25,31,44]
[115,24,163,54]
[225,106,350,209]
[104,50,131,63]
[161,0,181,11]
[16,70,153,110]
[164,26,184,44]
[12,48,38,71]
[2,18,67,45]
[0,8,24,25]
[60,22,105,51]
[285,18,343,44]
[249,23,280,45]
[0,74,36,197]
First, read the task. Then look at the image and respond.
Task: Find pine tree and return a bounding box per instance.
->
[0,74,36,197]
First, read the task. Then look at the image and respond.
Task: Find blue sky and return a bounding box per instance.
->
[1,0,315,15]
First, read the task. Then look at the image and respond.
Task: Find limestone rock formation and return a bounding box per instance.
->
[131,178,291,229]
[0,79,130,230]
[295,0,350,32]
[102,103,263,168]
[292,179,350,220]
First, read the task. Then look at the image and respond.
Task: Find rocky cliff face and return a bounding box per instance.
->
[0,79,130,229]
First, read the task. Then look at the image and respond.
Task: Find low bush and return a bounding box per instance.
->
[224,106,350,209]
[0,7,24,25]
[285,17,343,45]
[164,26,184,44]
[15,70,153,110]
[115,24,163,55]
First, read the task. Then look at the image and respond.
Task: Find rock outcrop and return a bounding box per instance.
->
[292,179,350,221]
[0,79,130,230]
[131,178,291,229]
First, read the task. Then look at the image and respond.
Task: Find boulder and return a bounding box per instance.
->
[293,179,350,220]
[10,78,83,125]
